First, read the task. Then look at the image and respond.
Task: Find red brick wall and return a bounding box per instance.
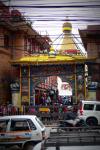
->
[0,53,12,104]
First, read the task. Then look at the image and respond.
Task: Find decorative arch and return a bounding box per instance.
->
[20,63,86,105]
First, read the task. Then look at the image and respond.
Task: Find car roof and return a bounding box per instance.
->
[81,100,100,104]
[0,115,36,120]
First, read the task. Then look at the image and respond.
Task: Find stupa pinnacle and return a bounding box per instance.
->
[62,22,72,33]
[59,21,80,55]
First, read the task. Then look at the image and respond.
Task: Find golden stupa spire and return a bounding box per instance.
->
[59,21,80,55]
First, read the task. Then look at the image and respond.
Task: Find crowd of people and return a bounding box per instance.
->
[0,102,78,117]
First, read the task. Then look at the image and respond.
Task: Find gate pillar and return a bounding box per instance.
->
[20,66,30,105]
[75,64,86,103]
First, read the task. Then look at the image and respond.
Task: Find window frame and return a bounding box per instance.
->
[83,104,94,110]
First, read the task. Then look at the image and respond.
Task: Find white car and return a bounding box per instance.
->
[78,100,100,126]
[0,115,46,150]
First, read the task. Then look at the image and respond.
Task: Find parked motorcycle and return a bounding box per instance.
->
[59,118,86,128]
[59,111,87,129]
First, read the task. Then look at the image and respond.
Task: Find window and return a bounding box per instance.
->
[11,119,30,131]
[24,38,32,53]
[84,104,94,110]
[4,35,9,48]
[98,51,100,58]
[96,104,100,111]
[28,119,36,130]
[0,120,9,132]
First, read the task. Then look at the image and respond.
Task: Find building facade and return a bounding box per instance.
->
[79,25,100,100]
[0,1,51,105]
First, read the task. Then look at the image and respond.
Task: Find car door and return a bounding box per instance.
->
[8,118,32,143]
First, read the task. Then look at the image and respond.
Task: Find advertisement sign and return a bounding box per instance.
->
[58,82,72,96]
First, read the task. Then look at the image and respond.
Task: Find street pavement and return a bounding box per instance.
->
[40,146,100,150]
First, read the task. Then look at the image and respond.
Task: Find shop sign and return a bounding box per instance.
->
[88,82,98,90]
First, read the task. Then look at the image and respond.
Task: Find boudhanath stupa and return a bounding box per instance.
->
[59,21,82,55]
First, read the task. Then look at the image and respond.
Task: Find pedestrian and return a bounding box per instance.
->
[46,95,51,105]
[63,106,68,113]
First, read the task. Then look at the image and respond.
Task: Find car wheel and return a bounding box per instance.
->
[86,117,98,126]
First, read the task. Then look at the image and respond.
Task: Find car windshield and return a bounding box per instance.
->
[35,117,45,128]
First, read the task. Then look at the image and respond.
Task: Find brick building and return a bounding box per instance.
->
[0,1,51,105]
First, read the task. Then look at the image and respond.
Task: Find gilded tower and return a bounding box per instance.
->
[59,21,80,55]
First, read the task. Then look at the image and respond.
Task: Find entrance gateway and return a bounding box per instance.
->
[12,56,88,106]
